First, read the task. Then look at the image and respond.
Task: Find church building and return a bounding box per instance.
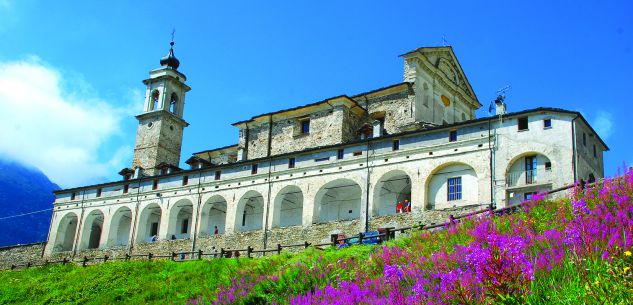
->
[44,42,607,256]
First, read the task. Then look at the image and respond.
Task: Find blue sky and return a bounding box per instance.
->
[0,0,630,187]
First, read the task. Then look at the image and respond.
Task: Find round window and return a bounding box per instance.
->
[148,122,153,128]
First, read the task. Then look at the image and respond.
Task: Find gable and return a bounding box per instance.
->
[401,46,480,107]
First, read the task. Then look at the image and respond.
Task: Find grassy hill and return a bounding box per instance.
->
[1,171,632,304]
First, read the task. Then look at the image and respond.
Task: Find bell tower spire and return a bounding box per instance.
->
[131,38,191,176]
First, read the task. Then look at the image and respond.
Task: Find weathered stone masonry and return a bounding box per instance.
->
[35,44,608,262]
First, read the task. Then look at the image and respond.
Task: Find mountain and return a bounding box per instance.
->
[0,159,59,247]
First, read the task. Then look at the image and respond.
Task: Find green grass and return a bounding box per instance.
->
[2,193,632,304]
[0,245,374,304]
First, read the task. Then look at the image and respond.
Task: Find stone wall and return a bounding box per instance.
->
[363,89,418,135]
[245,122,271,160]
[0,243,46,269]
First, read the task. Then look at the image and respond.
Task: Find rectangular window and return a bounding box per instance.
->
[288,157,296,168]
[543,118,552,128]
[251,164,258,175]
[392,139,400,151]
[150,222,159,236]
[96,188,102,198]
[524,191,537,201]
[71,192,76,200]
[337,149,344,160]
[449,130,457,142]
[181,219,189,234]
[182,175,189,186]
[518,117,529,131]
[353,151,362,156]
[301,119,310,134]
[315,157,329,162]
[215,170,221,180]
[583,132,587,146]
[593,145,597,158]
[447,177,462,201]
[525,156,537,184]
[545,161,552,171]
[123,184,129,194]
[152,179,158,190]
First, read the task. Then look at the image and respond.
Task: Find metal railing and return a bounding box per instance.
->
[506,169,552,187]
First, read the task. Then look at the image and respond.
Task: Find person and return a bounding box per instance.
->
[150,235,158,242]
[396,201,403,213]
[179,248,185,260]
[234,250,240,258]
[588,174,596,184]
[171,234,176,240]
[214,225,219,236]
[404,199,411,213]
[579,179,586,190]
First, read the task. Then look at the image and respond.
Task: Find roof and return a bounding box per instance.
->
[231,95,366,126]
[351,82,412,99]
[192,144,238,156]
[54,107,607,195]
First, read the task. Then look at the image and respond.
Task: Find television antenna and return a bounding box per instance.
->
[496,85,511,97]
[441,36,449,46]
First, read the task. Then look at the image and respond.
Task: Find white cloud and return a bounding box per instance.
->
[592,111,614,140]
[0,57,132,187]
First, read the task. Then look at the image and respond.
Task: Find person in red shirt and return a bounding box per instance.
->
[214,225,219,236]
[396,201,403,213]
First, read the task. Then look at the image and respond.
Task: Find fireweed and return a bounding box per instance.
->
[191,169,633,304]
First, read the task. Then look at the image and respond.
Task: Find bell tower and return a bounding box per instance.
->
[132,39,191,176]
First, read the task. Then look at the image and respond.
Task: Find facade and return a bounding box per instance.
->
[43,43,608,257]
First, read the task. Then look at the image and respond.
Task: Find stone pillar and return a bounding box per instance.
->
[412,176,425,211]
[98,212,112,249]
[158,202,170,240]
[302,186,317,227]
[188,204,201,238]
[74,214,88,251]
[358,180,369,232]
[43,212,60,255]
[224,196,238,234]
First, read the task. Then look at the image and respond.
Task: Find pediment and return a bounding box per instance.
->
[401,46,480,106]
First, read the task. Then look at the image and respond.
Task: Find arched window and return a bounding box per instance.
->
[170,93,178,114]
[150,90,159,111]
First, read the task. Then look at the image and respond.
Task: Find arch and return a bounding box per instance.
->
[166,199,194,239]
[150,90,160,111]
[505,152,553,205]
[136,203,162,243]
[79,210,105,250]
[272,185,303,228]
[425,162,478,210]
[169,93,178,114]
[106,206,133,247]
[372,170,412,216]
[199,195,228,236]
[313,179,362,223]
[53,212,78,252]
[505,152,553,186]
[235,191,265,232]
